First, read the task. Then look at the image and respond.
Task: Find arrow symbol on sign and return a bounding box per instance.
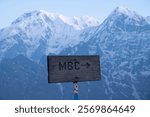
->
[81,62,90,69]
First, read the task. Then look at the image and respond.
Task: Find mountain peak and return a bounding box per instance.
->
[11,10,99,30]
[115,6,131,14]
[103,6,145,25]
[113,6,143,19]
[97,6,147,33]
[11,10,63,25]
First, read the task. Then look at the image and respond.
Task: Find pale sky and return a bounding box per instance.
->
[0,0,150,28]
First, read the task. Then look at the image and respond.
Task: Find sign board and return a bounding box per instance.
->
[47,55,101,83]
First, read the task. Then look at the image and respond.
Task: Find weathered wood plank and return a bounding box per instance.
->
[47,55,101,83]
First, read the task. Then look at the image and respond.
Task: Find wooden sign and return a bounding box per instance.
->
[47,55,101,83]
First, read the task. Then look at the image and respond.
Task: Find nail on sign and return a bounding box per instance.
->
[47,55,101,83]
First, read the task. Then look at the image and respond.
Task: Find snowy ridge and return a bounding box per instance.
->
[0,10,99,61]
[11,10,99,30]
[114,7,142,18]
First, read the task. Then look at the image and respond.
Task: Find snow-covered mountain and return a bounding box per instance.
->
[0,7,150,99]
[61,7,150,99]
[146,16,150,24]
[0,10,99,61]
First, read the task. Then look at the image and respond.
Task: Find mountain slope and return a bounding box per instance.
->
[0,55,69,99]
[0,10,99,62]
[61,7,150,99]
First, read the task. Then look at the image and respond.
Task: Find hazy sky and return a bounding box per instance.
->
[0,0,150,28]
